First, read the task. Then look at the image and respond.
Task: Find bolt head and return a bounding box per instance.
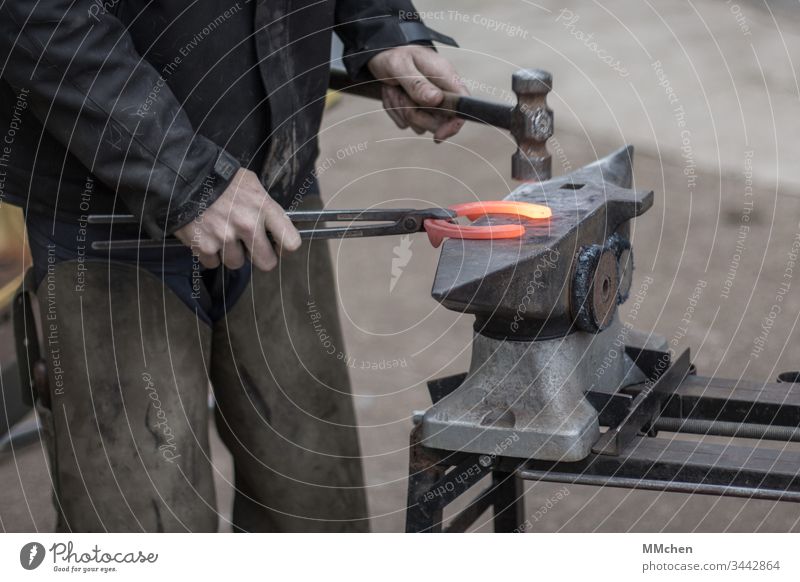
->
[403,216,419,232]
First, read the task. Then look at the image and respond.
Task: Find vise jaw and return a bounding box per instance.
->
[421,146,655,461]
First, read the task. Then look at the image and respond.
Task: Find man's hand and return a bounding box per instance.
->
[174,168,301,271]
[367,45,469,143]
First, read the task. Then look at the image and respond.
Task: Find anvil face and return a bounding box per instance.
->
[431,146,653,337]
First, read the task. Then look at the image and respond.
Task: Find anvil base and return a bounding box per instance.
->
[420,323,646,461]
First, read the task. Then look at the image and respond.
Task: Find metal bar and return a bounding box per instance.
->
[86,214,137,225]
[405,425,448,533]
[660,375,800,427]
[516,469,800,503]
[624,346,672,380]
[491,471,525,533]
[653,416,800,442]
[593,349,691,455]
[290,208,455,222]
[520,436,800,503]
[413,455,491,515]
[87,208,455,225]
[585,389,634,427]
[442,484,495,533]
[438,470,524,533]
[295,224,409,239]
[89,224,423,251]
[91,239,184,251]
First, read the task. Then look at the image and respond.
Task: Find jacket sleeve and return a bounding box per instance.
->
[334,1,458,81]
[0,1,240,238]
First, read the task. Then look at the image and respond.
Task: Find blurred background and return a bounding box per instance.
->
[2,0,800,532]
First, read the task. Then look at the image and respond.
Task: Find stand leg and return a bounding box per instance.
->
[492,470,525,532]
[405,425,447,532]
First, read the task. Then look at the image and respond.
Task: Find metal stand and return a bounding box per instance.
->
[405,347,800,532]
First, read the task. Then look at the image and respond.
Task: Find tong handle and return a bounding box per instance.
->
[87,208,447,225]
[87,207,457,251]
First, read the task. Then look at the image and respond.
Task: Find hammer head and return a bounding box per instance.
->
[511,69,553,182]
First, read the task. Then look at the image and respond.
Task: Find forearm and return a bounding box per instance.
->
[0,1,238,238]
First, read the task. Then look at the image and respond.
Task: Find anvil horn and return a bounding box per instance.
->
[571,144,635,189]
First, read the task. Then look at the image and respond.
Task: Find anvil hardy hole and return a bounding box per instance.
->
[560,183,585,190]
[777,371,800,384]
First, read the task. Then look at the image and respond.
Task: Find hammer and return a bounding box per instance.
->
[328,68,554,182]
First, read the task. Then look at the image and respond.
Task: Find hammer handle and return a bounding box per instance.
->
[329,69,512,130]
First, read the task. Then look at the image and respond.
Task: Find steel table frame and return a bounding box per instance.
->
[405,349,800,532]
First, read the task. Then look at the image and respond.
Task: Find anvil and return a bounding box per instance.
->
[421,146,657,461]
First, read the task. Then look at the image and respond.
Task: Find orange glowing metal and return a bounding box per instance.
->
[450,201,552,221]
[423,200,552,248]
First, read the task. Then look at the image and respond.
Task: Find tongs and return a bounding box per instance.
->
[87,201,551,252]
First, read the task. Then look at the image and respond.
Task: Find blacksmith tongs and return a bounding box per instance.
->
[88,200,551,251]
[87,207,457,252]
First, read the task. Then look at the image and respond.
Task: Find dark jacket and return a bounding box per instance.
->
[0,0,453,239]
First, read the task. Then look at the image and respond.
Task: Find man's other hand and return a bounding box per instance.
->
[174,168,301,271]
[367,45,469,143]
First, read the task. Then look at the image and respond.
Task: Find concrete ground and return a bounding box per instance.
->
[2,0,800,532]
